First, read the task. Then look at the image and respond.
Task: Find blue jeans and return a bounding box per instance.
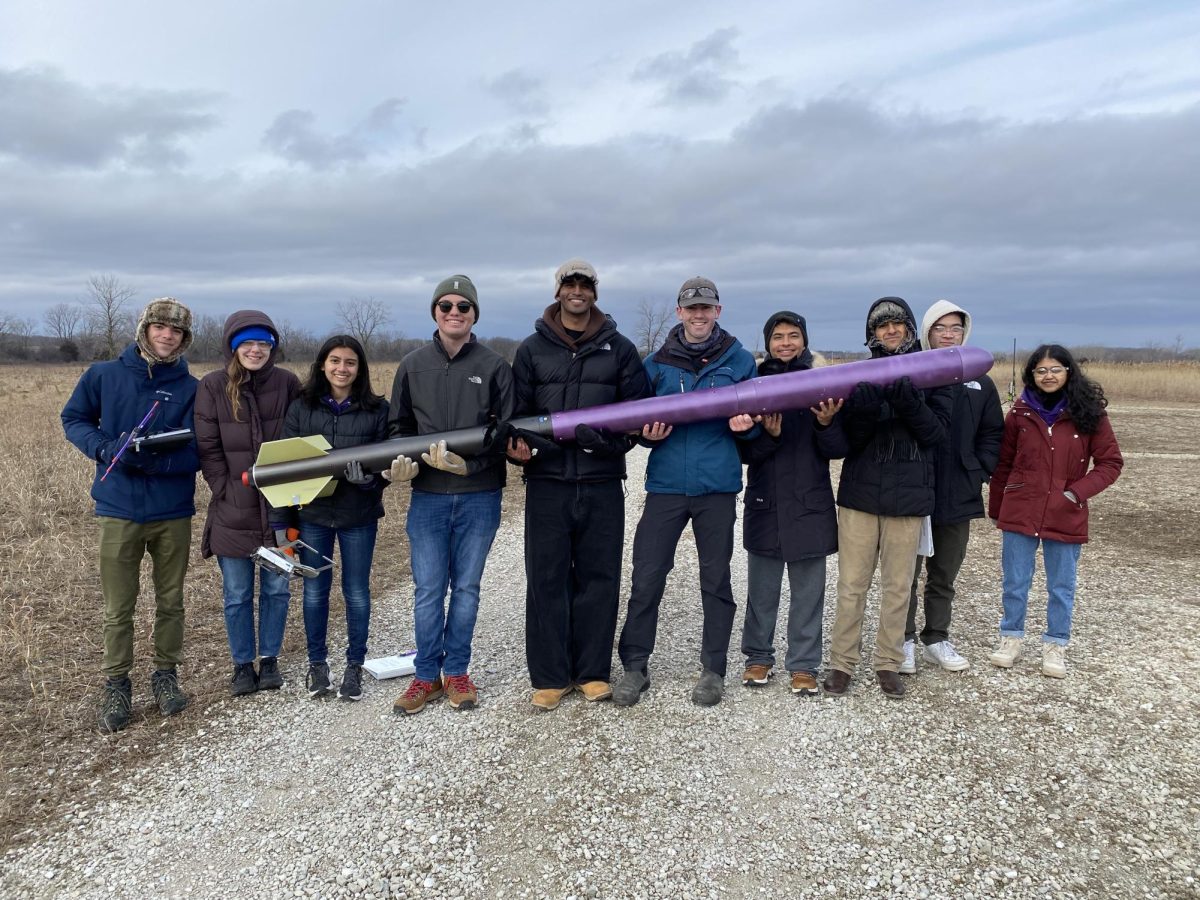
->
[217,555,291,664]
[1000,530,1082,646]
[406,489,501,682]
[300,521,378,666]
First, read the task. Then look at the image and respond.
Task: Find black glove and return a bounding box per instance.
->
[512,427,561,458]
[885,376,923,418]
[343,460,373,485]
[848,382,884,418]
[575,424,630,458]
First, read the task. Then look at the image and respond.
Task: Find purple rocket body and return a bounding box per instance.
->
[547,345,994,438]
[244,345,993,500]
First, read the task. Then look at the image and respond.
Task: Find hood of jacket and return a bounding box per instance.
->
[221,310,281,367]
[864,296,920,358]
[537,303,614,350]
[919,299,973,350]
[761,310,813,371]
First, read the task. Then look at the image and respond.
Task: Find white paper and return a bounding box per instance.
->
[362,652,417,680]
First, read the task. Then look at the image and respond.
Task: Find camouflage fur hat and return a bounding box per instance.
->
[136,297,194,364]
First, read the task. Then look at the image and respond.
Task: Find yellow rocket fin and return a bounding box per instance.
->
[255,435,331,466]
[258,475,335,508]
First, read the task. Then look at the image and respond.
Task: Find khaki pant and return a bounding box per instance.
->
[829,507,921,674]
[98,516,191,678]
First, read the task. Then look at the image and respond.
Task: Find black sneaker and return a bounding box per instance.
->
[258,657,284,691]
[338,664,364,701]
[230,662,258,696]
[151,669,188,716]
[98,676,132,733]
[306,662,332,698]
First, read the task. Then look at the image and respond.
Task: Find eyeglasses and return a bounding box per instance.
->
[237,340,273,351]
[437,301,474,314]
[678,286,719,302]
[930,324,965,334]
[1033,366,1069,376]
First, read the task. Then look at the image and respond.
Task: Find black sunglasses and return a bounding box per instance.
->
[437,300,474,314]
[678,286,719,302]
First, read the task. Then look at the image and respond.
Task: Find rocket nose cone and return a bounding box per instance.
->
[957,345,995,381]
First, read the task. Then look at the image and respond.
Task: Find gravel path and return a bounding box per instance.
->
[3,439,1197,899]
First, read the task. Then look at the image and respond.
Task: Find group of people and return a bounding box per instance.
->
[61,261,1124,732]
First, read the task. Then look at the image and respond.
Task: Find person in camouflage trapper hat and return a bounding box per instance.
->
[136,297,194,366]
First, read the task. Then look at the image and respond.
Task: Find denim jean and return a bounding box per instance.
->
[217,555,291,665]
[406,489,501,682]
[1000,530,1082,646]
[740,553,826,675]
[300,521,378,666]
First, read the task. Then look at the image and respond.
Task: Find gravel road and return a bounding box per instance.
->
[3,432,1197,899]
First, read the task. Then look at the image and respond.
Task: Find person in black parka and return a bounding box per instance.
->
[284,335,390,702]
[738,312,847,697]
[824,297,952,700]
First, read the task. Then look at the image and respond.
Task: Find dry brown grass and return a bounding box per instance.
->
[0,362,419,848]
[985,359,1200,404]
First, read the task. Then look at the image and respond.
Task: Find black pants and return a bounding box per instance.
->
[524,479,625,688]
[618,492,737,678]
[906,520,971,644]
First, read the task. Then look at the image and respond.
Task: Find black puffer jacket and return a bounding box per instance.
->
[836,297,952,518]
[511,304,651,483]
[195,310,300,558]
[741,348,848,560]
[284,396,390,528]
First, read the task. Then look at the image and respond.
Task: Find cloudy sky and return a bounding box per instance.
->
[1,1,1197,352]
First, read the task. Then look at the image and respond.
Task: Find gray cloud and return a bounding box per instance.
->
[0,65,219,169]
[1,96,1196,350]
[485,69,548,117]
[261,98,408,167]
[632,27,741,105]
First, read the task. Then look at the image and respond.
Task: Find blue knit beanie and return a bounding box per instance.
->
[230,326,276,351]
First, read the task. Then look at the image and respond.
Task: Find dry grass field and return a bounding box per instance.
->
[0,357,1196,852]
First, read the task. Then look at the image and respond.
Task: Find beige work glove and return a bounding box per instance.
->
[380,455,419,483]
[421,440,468,476]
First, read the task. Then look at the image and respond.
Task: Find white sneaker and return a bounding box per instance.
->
[989,636,1022,668]
[923,640,970,672]
[1042,643,1067,679]
[899,640,917,675]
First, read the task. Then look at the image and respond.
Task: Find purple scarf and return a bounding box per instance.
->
[1021,387,1067,428]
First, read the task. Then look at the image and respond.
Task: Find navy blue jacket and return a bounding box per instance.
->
[62,343,200,522]
[643,327,758,496]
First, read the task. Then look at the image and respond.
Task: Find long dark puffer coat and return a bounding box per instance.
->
[741,352,848,560]
[195,310,300,558]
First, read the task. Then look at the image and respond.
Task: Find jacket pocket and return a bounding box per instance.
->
[1003,482,1025,493]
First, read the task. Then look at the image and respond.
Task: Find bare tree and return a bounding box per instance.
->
[336,296,392,355]
[190,314,226,363]
[84,274,137,360]
[274,319,320,363]
[634,297,674,357]
[44,302,85,342]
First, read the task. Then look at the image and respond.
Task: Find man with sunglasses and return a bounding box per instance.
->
[902,300,1004,675]
[507,259,651,711]
[613,276,760,708]
[388,275,515,715]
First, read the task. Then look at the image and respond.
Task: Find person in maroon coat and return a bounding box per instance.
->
[988,344,1123,678]
[195,311,301,696]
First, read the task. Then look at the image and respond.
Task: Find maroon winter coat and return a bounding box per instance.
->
[988,399,1123,544]
[195,311,300,558]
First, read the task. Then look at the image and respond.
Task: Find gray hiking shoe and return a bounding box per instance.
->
[612,669,650,707]
[151,669,188,716]
[98,676,132,733]
[691,670,724,707]
[258,657,284,690]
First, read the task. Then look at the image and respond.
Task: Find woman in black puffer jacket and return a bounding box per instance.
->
[284,335,390,701]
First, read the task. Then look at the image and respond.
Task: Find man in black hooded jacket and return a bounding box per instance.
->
[508,259,650,711]
[824,297,952,700]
